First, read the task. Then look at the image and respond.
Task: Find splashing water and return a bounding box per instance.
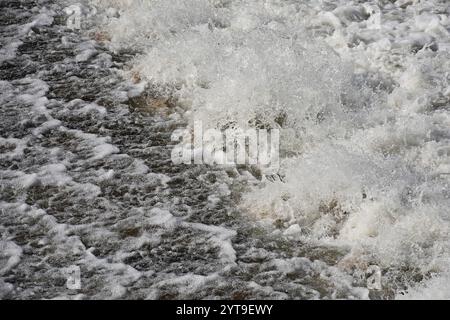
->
[1,0,449,299]
[91,0,450,298]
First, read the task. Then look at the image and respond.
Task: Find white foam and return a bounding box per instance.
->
[20,8,55,35]
[0,240,23,276]
[147,273,218,299]
[0,138,27,161]
[93,0,450,298]
[91,143,119,161]
[397,273,450,300]
[0,41,22,64]
[146,208,179,228]
[77,103,106,116]
[186,222,237,264]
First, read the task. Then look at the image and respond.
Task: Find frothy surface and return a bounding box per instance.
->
[1,0,449,299]
[93,0,449,298]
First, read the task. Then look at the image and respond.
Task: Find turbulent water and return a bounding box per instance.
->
[0,0,449,299]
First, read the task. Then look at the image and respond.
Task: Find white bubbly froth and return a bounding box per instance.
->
[90,0,450,298]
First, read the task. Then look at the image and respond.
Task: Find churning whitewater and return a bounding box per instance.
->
[0,0,449,299]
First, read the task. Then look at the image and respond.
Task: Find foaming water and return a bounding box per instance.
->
[89,0,448,298]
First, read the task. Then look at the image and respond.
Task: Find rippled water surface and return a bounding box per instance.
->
[1,0,449,299]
